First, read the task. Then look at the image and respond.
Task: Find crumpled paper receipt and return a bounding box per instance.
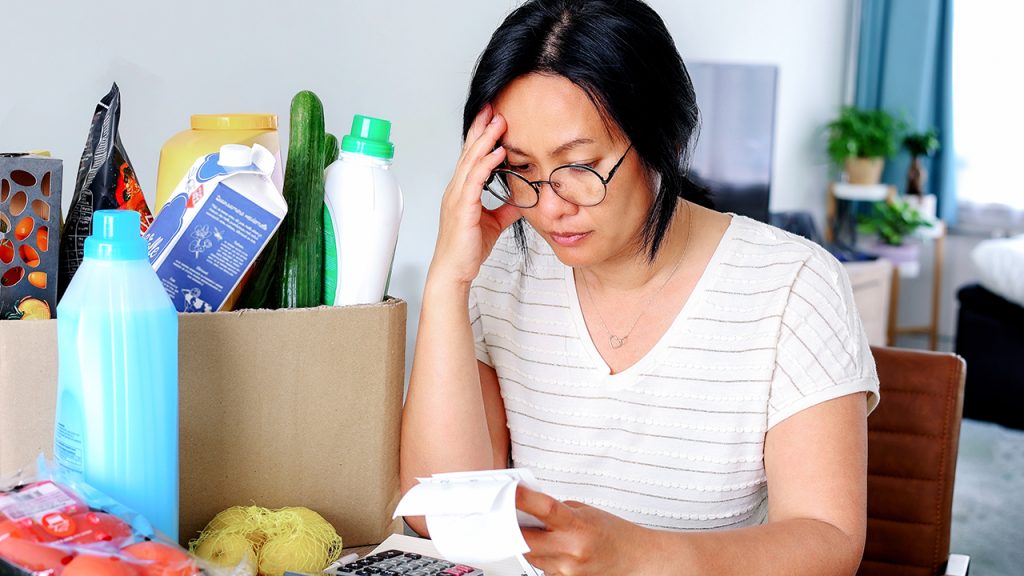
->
[394,468,546,568]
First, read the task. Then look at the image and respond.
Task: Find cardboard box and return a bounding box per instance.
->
[0,299,406,547]
[0,153,63,320]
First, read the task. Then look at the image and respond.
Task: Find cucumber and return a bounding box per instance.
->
[271,90,327,308]
[324,133,339,168]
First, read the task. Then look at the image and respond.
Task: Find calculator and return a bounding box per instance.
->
[330,549,484,575]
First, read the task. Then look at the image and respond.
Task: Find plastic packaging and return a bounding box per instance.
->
[54,210,179,541]
[58,83,155,300]
[0,458,240,576]
[155,114,284,215]
[323,115,403,306]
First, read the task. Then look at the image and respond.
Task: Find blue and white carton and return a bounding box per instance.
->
[144,144,286,312]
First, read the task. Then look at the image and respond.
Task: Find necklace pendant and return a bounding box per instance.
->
[609,335,626,349]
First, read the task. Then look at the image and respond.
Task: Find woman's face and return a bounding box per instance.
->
[492,73,654,268]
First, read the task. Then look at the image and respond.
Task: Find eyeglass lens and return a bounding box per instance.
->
[487,165,605,208]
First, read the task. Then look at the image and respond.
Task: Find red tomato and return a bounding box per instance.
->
[0,537,73,573]
[0,518,50,543]
[63,554,141,576]
[66,512,134,546]
[122,541,198,576]
[0,519,27,540]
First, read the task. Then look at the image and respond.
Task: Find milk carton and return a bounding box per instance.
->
[144,144,285,312]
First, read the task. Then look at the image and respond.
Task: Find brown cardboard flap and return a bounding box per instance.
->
[0,299,406,548]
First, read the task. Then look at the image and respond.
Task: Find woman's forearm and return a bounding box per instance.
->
[648,517,864,576]
[400,272,497,494]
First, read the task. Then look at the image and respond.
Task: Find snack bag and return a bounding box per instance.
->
[57,83,154,300]
[0,459,246,576]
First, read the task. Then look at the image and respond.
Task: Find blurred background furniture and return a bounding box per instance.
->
[860,346,969,576]
[844,260,894,347]
[826,184,946,350]
[955,283,1024,431]
[887,220,946,350]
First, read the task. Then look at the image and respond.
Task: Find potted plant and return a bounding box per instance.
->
[903,129,940,196]
[827,106,904,185]
[858,199,933,263]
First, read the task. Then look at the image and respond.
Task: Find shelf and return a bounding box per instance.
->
[833,183,890,201]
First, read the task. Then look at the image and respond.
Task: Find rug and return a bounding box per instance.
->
[950,418,1024,574]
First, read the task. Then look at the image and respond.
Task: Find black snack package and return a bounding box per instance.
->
[57,83,154,300]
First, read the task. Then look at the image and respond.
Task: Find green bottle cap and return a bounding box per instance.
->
[84,210,149,260]
[341,115,394,159]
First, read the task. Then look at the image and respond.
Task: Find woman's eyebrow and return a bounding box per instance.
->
[499,137,596,158]
[500,141,530,157]
[550,137,595,156]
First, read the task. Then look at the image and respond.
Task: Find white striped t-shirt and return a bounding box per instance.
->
[469,215,880,531]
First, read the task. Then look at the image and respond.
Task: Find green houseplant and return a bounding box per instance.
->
[827,106,904,185]
[903,129,940,196]
[858,199,933,266]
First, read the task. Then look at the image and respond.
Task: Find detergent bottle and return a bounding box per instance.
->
[323,115,403,306]
[54,210,179,540]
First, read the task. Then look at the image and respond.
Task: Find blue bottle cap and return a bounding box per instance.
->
[84,210,149,260]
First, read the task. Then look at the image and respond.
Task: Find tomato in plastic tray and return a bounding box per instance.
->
[0,480,199,576]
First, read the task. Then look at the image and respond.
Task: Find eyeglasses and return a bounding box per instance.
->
[485,144,633,208]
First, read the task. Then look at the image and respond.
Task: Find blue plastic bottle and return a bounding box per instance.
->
[54,210,179,540]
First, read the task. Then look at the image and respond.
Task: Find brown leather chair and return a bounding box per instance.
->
[859,347,970,576]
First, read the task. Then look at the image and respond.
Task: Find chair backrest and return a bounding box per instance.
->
[858,347,966,576]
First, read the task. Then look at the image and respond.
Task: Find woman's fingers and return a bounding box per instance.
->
[452,113,507,202]
[516,485,575,532]
[462,144,506,202]
[463,103,493,151]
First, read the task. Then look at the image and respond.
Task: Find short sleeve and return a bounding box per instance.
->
[767,252,881,429]
[468,284,492,367]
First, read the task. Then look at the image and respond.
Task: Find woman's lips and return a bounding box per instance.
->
[549,231,591,247]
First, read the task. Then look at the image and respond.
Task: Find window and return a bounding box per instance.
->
[953,0,1024,225]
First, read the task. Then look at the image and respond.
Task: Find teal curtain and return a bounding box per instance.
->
[855,0,956,223]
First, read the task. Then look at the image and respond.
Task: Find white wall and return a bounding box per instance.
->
[652,0,853,217]
[1,1,851,374]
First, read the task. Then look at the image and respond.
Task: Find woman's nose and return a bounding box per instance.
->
[533,181,578,219]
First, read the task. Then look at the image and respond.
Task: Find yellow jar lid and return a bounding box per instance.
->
[191,114,278,131]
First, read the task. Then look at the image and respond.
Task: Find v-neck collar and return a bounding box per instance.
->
[563,216,739,389]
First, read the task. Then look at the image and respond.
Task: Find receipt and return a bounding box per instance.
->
[393,468,545,566]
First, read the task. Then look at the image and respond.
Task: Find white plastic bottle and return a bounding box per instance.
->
[323,115,403,306]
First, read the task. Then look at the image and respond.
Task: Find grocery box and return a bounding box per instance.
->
[0,299,406,548]
[0,153,62,320]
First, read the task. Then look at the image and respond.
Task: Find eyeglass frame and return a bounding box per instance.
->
[486,144,634,208]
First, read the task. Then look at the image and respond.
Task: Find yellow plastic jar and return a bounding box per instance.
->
[154,114,283,214]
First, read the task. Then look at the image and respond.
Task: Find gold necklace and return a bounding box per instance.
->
[581,202,693,349]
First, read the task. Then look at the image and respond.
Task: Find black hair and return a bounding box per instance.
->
[464,0,712,262]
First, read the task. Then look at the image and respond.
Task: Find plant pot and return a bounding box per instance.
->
[904,193,937,221]
[868,239,919,264]
[906,155,928,196]
[845,157,885,185]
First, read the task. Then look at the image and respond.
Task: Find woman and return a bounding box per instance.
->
[401,1,880,573]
